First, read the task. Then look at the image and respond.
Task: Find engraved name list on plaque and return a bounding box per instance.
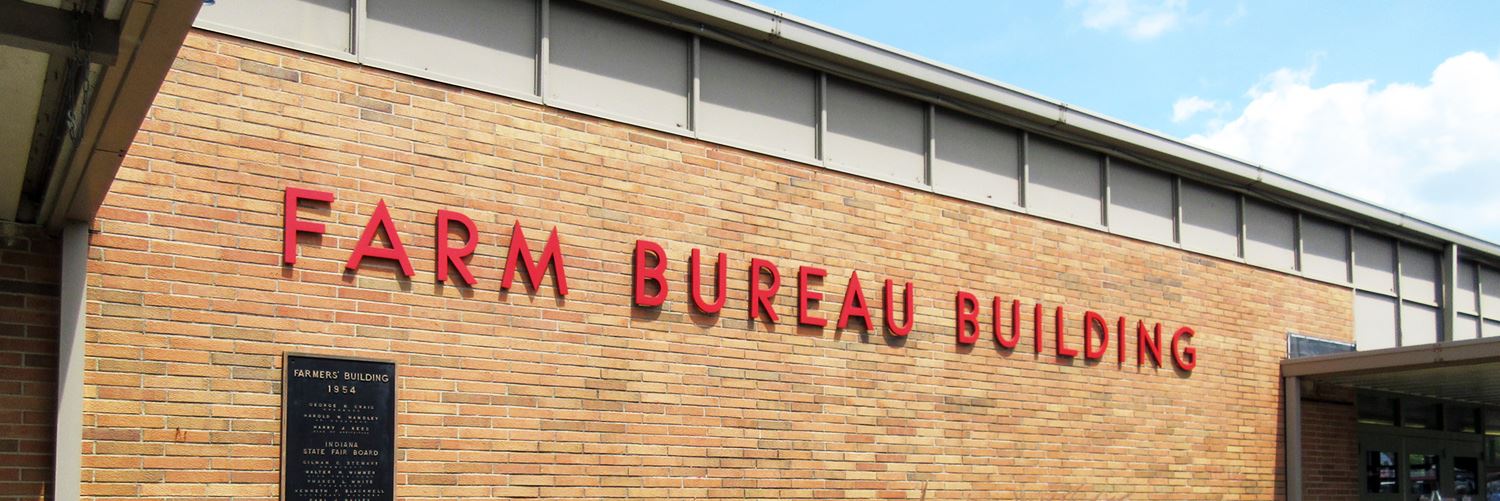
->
[282,354,397,501]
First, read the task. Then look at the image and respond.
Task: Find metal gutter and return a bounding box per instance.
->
[622,0,1500,262]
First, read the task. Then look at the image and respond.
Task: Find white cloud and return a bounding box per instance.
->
[1186,51,1500,241]
[1073,0,1188,40]
[1171,96,1227,123]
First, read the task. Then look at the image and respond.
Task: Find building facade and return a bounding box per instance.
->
[4,0,1500,500]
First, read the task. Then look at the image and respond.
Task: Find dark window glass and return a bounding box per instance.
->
[1487,448,1500,500]
[1485,409,1500,436]
[1408,453,1439,497]
[1454,456,1479,498]
[1449,406,1480,433]
[1365,451,1399,493]
[1358,394,1399,426]
[1403,401,1443,430]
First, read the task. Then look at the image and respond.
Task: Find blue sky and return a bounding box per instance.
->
[756,0,1500,243]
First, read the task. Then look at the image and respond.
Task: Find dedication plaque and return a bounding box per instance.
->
[282,354,396,501]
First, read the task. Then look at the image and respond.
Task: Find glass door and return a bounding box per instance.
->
[1405,439,1442,501]
[1363,434,1404,501]
[1448,439,1483,501]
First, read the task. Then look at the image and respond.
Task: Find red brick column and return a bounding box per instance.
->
[0,223,60,501]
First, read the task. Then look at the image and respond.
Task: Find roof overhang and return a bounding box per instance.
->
[1283,337,1500,406]
[0,0,200,231]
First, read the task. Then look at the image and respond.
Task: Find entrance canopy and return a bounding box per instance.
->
[1283,336,1500,406]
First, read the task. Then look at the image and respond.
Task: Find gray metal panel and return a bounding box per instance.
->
[196,0,352,55]
[1487,319,1500,338]
[1027,135,1102,226]
[1401,302,1440,346]
[1353,231,1396,295]
[1457,260,1479,315]
[697,40,816,159]
[823,77,925,185]
[1179,181,1239,259]
[1483,266,1500,320]
[1355,291,1399,350]
[549,0,690,129]
[1244,198,1296,271]
[1107,160,1173,244]
[364,0,538,96]
[1456,313,1480,341]
[1301,216,1349,284]
[930,108,1019,207]
[626,0,1500,270]
[1399,245,1440,305]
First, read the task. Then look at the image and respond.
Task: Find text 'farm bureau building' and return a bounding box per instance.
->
[2,0,1500,500]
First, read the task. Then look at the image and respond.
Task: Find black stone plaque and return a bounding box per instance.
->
[283,354,396,501]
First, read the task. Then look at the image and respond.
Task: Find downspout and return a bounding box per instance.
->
[54,222,88,501]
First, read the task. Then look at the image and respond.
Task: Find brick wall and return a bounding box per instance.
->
[80,30,1356,500]
[1301,387,1358,500]
[0,222,60,501]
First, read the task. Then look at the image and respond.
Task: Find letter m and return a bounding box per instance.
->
[501,222,569,296]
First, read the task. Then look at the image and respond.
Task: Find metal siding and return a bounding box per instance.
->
[1355,291,1399,350]
[196,0,353,54]
[548,0,690,129]
[363,0,537,96]
[1399,245,1440,305]
[1026,135,1102,226]
[1243,198,1296,270]
[1486,319,1500,338]
[1456,313,1480,341]
[1457,260,1479,315]
[823,77,925,185]
[1107,160,1173,244]
[1483,266,1500,320]
[1353,231,1396,295]
[930,109,1019,207]
[1179,181,1238,258]
[1301,216,1349,284]
[697,41,816,159]
[1400,302,1439,346]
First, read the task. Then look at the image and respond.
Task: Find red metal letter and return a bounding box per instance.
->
[690,249,727,314]
[501,222,569,296]
[749,258,780,323]
[436,210,478,285]
[1117,316,1128,364]
[1033,302,1044,353]
[993,296,1019,349]
[837,272,872,329]
[797,266,828,327]
[1137,321,1163,367]
[346,200,414,276]
[884,280,914,336]
[283,187,334,265]
[1055,306,1078,358]
[1171,326,1197,371]
[633,240,668,307]
[1083,310,1108,360]
[955,291,980,345]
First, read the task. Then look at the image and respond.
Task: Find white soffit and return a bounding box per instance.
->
[0,46,48,221]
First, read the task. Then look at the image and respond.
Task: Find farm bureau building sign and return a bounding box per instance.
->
[282,186,1199,372]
